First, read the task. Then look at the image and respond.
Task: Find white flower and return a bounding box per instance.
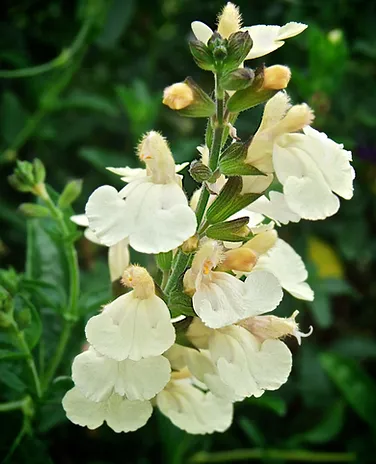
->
[86,131,197,253]
[273,126,355,220]
[62,387,152,432]
[253,238,314,301]
[191,3,307,60]
[72,348,171,402]
[156,375,233,434]
[71,214,130,282]
[85,267,175,361]
[247,191,301,225]
[242,23,308,60]
[245,92,314,173]
[184,240,283,328]
[187,319,292,400]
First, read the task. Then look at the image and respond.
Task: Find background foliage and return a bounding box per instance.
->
[0,0,376,462]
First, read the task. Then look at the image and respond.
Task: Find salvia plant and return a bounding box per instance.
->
[2,1,355,451]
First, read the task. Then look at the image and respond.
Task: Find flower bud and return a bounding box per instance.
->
[220,247,258,272]
[244,230,278,255]
[182,235,199,254]
[222,68,255,91]
[19,203,51,218]
[262,65,291,90]
[217,2,242,39]
[58,179,83,209]
[189,40,215,71]
[8,159,48,199]
[163,82,194,110]
[189,160,213,183]
[121,266,155,299]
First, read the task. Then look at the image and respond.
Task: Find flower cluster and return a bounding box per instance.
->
[63,2,354,435]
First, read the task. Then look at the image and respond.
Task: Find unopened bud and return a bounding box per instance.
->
[121,266,155,299]
[19,203,51,218]
[217,2,242,39]
[182,235,199,254]
[222,68,255,91]
[58,179,83,208]
[277,103,315,134]
[220,247,258,272]
[189,160,213,183]
[163,82,194,110]
[244,230,278,255]
[262,65,291,90]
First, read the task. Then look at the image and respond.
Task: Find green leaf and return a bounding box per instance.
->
[156,251,173,272]
[227,83,276,113]
[0,91,28,145]
[309,291,333,328]
[321,352,376,430]
[0,364,26,392]
[168,278,195,318]
[0,349,26,361]
[206,177,260,224]
[16,296,42,349]
[219,142,266,176]
[206,217,250,242]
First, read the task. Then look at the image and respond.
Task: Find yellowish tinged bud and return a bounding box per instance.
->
[220,247,258,272]
[239,311,313,344]
[217,2,242,38]
[121,265,155,299]
[163,82,194,110]
[244,230,278,255]
[182,235,199,254]
[31,183,49,200]
[137,131,176,184]
[191,239,225,275]
[262,65,291,90]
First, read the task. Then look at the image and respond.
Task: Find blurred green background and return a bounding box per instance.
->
[1,0,376,462]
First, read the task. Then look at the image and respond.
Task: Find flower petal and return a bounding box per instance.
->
[72,349,117,402]
[157,380,233,434]
[85,185,130,247]
[106,395,152,432]
[247,192,301,225]
[254,239,314,301]
[70,214,89,227]
[277,22,308,40]
[127,183,197,253]
[246,339,292,390]
[243,25,282,59]
[243,270,283,316]
[108,238,130,281]
[62,387,106,429]
[115,356,171,400]
[85,293,175,361]
[193,272,246,328]
[191,21,214,44]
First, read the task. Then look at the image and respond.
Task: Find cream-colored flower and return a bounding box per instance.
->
[191,3,307,60]
[86,131,196,253]
[70,214,130,282]
[156,373,233,434]
[71,347,171,402]
[186,319,292,401]
[184,239,283,328]
[63,387,152,432]
[163,82,194,110]
[85,266,175,361]
[273,126,355,220]
[245,91,314,173]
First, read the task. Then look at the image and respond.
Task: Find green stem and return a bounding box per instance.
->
[11,323,42,398]
[164,251,191,295]
[161,270,170,291]
[0,398,27,413]
[164,71,226,295]
[41,195,80,391]
[190,449,357,463]
[0,19,91,79]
